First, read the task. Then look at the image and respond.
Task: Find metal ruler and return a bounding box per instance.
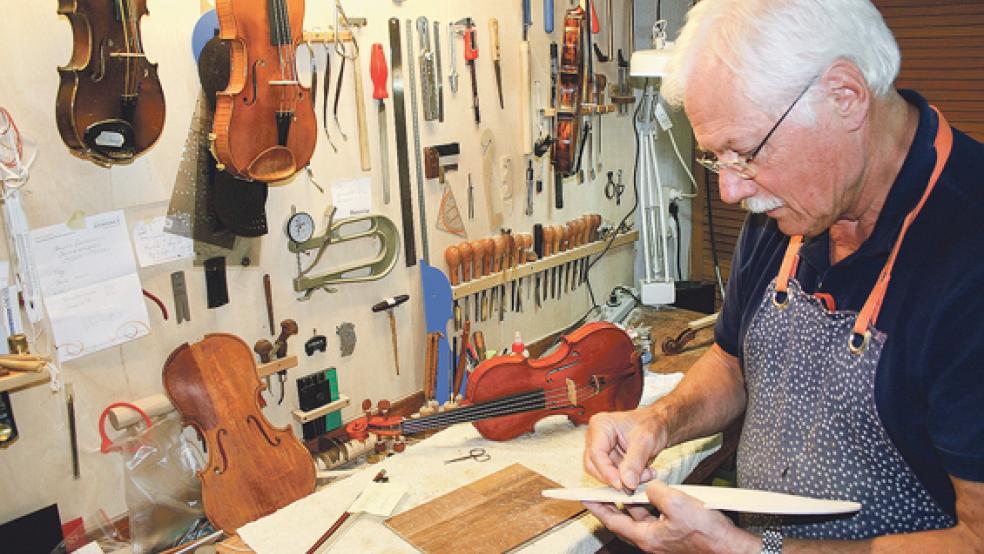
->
[388,17,417,267]
[407,18,429,265]
[433,20,445,122]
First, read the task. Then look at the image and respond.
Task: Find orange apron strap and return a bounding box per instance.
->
[853,107,953,335]
[775,235,804,293]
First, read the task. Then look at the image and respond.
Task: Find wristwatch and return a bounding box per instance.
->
[761,528,783,553]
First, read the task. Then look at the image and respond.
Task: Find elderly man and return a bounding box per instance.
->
[583,0,984,552]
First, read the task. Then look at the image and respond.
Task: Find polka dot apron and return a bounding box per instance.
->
[736,108,956,539]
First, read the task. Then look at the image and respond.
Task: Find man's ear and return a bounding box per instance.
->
[821,60,870,132]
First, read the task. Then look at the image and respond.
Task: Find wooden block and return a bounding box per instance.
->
[385,464,583,554]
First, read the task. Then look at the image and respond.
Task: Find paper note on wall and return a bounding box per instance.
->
[330,177,373,219]
[131,215,193,267]
[30,211,150,362]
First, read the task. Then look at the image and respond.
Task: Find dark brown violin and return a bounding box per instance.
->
[162,334,315,533]
[56,0,165,166]
[211,0,317,182]
[347,321,642,442]
[551,6,586,176]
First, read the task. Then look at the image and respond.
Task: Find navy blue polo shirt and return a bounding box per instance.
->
[714,90,984,517]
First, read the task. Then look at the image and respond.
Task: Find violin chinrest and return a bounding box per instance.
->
[247,145,297,182]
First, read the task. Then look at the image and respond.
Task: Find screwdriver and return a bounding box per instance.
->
[370,44,391,205]
[457,18,480,124]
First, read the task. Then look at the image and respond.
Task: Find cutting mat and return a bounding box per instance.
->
[385,463,584,553]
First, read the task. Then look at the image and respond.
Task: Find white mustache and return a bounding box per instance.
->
[741,196,785,213]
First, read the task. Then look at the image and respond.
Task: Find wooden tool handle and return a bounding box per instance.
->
[480,238,495,275]
[542,226,555,257]
[254,339,274,364]
[488,18,501,61]
[444,245,462,285]
[459,241,474,281]
[354,60,371,171]
[492,235,506,272]
[470,240,486,278]
[454,320,472,398]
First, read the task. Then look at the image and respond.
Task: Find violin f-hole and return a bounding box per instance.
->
[91,40,111,83]
[545,352,580,381]
[244,60,263,106]
[247,414,282,447]
[214,428,230,475]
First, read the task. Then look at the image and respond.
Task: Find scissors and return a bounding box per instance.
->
[444,448,491,464]
[604,170,624,205]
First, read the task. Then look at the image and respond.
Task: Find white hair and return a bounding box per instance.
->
[660,0,901,121]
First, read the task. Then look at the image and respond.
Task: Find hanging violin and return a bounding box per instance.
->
[56,0,166,166]
[210,0,317,182]
[551,5,586,177]
[346,321,642,442]
[163,334,315,533]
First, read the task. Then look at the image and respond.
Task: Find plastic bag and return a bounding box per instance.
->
[103,408,206,553]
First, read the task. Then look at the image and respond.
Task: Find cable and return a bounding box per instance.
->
[669,200,682,281]
[582,79,649,308]
[611,285,642,308]
[666,127,698,198]
[704,167,727,299]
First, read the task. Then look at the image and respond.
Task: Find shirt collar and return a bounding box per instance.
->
[799,89,939,272]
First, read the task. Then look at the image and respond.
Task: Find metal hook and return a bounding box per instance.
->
[334,0,358,59]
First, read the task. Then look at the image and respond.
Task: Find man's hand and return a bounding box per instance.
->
[583,407,670,491]
[584,481,759,554]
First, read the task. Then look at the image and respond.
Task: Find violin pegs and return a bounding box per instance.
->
[378,399,392,413]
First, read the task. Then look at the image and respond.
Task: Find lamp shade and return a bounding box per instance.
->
[630,45,674,78]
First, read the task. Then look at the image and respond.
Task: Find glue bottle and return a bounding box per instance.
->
[511,331,528,358]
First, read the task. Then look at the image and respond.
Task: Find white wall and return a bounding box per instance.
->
[0,0,683,526]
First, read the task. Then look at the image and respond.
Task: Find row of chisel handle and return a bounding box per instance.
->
[444,214,603,327]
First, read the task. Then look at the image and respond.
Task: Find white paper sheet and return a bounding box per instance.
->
[131,215,193,267]
[330,177,372,219]
[31,211,149,362]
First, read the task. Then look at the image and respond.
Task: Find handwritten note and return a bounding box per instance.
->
[31,211,149,362]
[132,216,193,267]
[330,177,373,219]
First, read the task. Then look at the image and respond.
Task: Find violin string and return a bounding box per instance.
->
[402,389,597,434]
[119,0,132,99]
[271,0,287,113]
[402,381,613,434]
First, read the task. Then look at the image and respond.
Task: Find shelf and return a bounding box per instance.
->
[452,230,638,300]
[291,395,350,424]
[256,355,298,379]
[0,370,49,394]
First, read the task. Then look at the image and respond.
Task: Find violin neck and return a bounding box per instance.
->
[401,389,547,435]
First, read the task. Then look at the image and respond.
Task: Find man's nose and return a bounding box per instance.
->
[717,169,757,205]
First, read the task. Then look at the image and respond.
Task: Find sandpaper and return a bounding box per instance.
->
[385,464,583,554]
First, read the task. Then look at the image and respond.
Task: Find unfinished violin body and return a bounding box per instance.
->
[162,334,314,533]
[56,0,165,166]
[210,0,317,182]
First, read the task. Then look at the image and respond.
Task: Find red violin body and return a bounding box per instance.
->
[465,321,642,441]
[347,322,642,443]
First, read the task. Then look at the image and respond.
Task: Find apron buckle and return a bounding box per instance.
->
[848,330,871,355]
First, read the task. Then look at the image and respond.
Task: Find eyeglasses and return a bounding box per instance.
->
[696,78,816,180]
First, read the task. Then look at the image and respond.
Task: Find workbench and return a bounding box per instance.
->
[219,307,731,554]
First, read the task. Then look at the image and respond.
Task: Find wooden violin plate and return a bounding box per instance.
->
[385,464,583,554]
[162,333,315,533]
